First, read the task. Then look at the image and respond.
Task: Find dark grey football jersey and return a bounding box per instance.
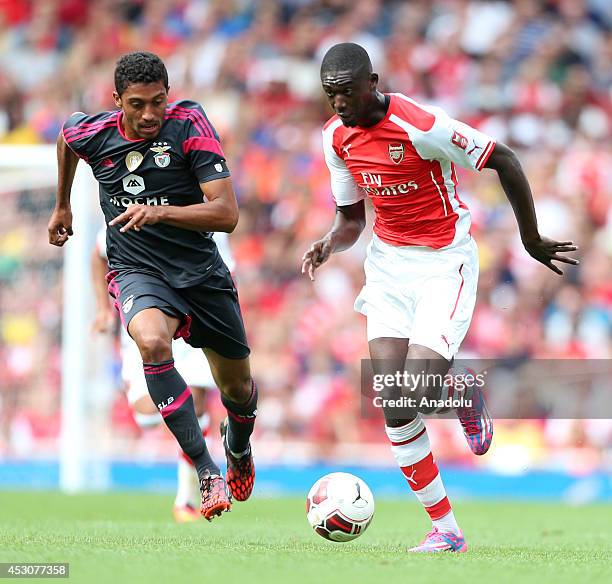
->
[63,100,231,287]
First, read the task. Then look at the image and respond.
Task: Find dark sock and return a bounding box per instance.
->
[144,360,219,478]
[221,380,258,455]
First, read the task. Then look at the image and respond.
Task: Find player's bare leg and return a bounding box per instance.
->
[370,338,466,552]
[204,348,257,502]
[129,309,230,520]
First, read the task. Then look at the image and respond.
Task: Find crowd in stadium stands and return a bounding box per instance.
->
[0,0,610,469]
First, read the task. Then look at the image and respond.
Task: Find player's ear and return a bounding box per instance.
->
[369,73,378,91]
[112,91,122,109]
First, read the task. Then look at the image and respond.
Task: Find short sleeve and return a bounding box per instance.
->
[62,111,113,161]
[178,101,230,184]
[412,107,496,172]
[322,122,365,206]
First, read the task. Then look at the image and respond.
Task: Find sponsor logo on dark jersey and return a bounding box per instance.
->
[109,195,169,208]
[122,173,145,195]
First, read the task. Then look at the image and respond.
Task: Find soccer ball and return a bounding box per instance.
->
[306,472,375,542]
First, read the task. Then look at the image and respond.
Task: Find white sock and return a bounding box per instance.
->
[432,510,461,535]
[386,417,461,535]
[198,413,210,436]
[174,455,193,507]
[174,454,200,507]
[133,411,161,429]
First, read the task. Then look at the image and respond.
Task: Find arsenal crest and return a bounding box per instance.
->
[150,142,171,168]
[388,143,404,164]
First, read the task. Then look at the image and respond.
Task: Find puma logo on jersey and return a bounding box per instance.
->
[467,141,483,156]
[342,143,352,157]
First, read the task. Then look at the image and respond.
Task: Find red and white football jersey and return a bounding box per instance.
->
[322,93,496,249]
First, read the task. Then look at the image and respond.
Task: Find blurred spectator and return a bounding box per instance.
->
[0,0,610,469]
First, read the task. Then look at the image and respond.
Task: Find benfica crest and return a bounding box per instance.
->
[388,143,404,164]
[150,142,171,168]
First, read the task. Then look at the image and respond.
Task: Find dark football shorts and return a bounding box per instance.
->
[106,262,250,359]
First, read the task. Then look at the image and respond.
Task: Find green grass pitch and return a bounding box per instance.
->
[1,492,611,584]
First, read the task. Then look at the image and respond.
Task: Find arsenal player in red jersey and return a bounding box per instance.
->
[302,43,578,553]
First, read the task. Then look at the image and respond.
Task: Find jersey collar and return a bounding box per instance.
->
[117,111,146,143]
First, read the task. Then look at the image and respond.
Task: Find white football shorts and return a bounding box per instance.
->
[354,234,479,361]
[121,329,217,404]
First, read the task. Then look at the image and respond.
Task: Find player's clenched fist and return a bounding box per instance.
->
[302,237,333,281]
[48,206,73,246]
[109,204,163,233]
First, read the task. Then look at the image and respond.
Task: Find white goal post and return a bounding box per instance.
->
[0,145,100,493]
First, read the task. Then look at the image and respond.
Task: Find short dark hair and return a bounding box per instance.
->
[320,43,372,78]
[114,51,169,95]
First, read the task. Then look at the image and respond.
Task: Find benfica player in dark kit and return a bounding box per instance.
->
[48,52,256,520]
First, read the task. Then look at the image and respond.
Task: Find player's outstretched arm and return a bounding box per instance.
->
[110,177,239,234]
[301,200,366,281]
[485,142,579,275]
[48,132,79,246]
